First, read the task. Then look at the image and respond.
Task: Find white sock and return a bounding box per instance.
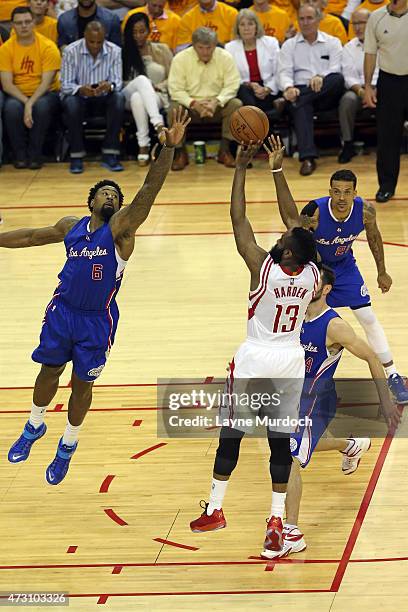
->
[270,491,286,519]
[385,365,397,377]
[29,403,48,429]
[207,478,229,515]
[62,420,81,447]
[284,522,298,531]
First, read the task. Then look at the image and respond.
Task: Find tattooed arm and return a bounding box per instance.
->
[363,199,392,293]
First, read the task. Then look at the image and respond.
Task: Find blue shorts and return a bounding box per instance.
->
[32,296,119,382]
[291,390,337,467]
[326,258,371,309]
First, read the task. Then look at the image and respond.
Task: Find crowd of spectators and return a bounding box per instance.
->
[0,0,405,186]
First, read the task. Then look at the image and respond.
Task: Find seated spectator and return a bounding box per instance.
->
[122,0,181,51]
[30,0,58,43]
[53,1,78,18]
[122,12,173,165]
[176,0,238,51]
[57,0,122,48]
[0,7,60,169]
[278,4,344,175]
[249,0,291,45]
[168,27,241,170]
[0,1,28,27]
[226,10,284,120]
[300,0,347,44]
[348,0,388,39]
[338,8,377,162]
[270,0,298,24]
[60,20,124,173]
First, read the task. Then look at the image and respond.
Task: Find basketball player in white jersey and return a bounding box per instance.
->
[190,143,320,556]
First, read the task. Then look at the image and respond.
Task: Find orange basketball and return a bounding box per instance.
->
[230,106,270,144]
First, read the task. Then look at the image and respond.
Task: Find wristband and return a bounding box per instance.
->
[271,168,283,173]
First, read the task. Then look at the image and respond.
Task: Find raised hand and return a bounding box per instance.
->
[158,107,191,147]
[235,141,261,169]
[263,135,285,170]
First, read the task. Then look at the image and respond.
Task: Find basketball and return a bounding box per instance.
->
[230,106,270,144]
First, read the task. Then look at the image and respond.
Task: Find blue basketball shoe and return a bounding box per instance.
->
[8,421,47,463]
[388,374,408,404]
[46,438,78,485]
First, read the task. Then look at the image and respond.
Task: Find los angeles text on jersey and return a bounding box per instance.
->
[167,415,313,428]
[68,246,108,260]
[315,233,359,247]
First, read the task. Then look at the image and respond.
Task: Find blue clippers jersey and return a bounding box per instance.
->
[313,196,364,266]
[301,308,343,396]
[57,217,126,311]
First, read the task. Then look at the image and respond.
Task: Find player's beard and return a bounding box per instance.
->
[270,243,284,263]
[101,203,115,221]
[311,288,323,302]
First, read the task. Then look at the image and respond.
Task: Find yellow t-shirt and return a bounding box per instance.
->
[10,16,58,44]
[348,0,389,39]
[294,14,347,44]
[166,0,196,16]
[270,0,297,24]
[0,0,27,22]
[325,0,347,15]
[0,32,60,96]
[176,2,238,46]
[122,7,181,51]
[249,5,290,44]
[35,16,58,44]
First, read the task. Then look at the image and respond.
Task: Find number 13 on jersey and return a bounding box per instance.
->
[272,304,299,333]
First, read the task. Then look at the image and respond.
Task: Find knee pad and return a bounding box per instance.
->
[214,428,244,476]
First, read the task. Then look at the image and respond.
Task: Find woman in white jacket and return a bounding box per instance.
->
[225,10,285,119]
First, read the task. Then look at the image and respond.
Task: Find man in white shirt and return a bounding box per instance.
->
[278,4,344,176]
[338,8,378,163]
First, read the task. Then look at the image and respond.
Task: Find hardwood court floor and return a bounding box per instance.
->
[0,154,407,610]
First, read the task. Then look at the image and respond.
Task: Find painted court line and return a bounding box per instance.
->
[103,509,128,527]
[153,538,199,552]
[99,475,115,494]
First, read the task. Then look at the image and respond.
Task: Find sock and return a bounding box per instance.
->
[62,420,81,447]
[284,522,298,531]
[207,478,229,515]
[385,364,398,377]
[270,491,286,519]
[29,403,48,429]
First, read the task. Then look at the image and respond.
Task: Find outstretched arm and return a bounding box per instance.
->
[110,108,190,251]
[327,317,399,429]
[263,135,301,229]
[231,143,267,276]
[0,216,78,249]
[363,199,391,293]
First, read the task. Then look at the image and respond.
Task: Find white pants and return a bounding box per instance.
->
[219,339,305,434]
[122,75,163,147]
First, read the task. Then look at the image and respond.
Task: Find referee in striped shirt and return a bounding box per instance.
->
[364,0,408,203]
[60,20,124,174]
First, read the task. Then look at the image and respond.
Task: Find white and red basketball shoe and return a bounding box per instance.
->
[261,515,284,558]
[341,437,371,475]
[190,501,227,532]
[262,524,307,559]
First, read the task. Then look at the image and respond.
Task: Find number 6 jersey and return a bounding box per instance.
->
[247,255,319,347]
[57,217,127,311]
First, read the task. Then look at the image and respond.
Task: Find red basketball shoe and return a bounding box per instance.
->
[190,501,227,532]
[261,515,284,558]
[262,524,307,559]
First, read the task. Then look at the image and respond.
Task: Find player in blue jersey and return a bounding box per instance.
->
[264,135,408,405]
[1,108,190,485]
[261,264,399,559]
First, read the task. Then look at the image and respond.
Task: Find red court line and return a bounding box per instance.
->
[69,588,331,600]
[330,433,394,592]
[53,403,64,412]
[97,594,109,604]
[131,442,167,460]
[2,554,408,572]
[133,419,143,426]
[66,546,77,554]
[103,509,128,527]
[153,538,199,551]
[99,475,115,494]
[112,566,123,575]
[2,196,408,210]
